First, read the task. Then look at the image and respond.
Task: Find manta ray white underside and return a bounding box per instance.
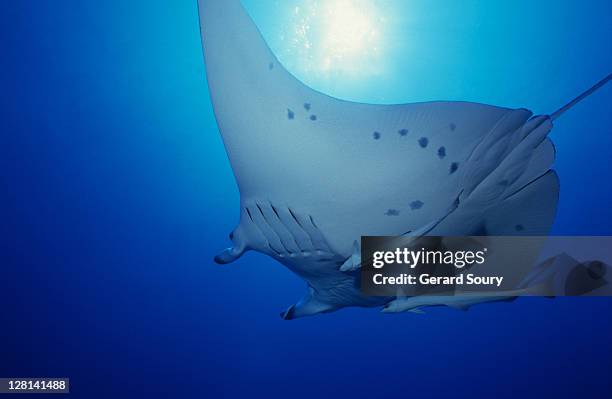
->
[197,0,612,319]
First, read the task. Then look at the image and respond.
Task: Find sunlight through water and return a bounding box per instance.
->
[282,0,387,79]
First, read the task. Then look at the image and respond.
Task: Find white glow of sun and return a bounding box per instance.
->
[323,1,377,57]
[283,0,386,77]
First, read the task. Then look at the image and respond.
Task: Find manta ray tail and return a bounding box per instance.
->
[460,72,610,209]
[551,73,612,121]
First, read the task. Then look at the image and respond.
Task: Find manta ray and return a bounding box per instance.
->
[197,0,612,319]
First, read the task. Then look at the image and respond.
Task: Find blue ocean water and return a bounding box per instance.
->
[1,1,611,398]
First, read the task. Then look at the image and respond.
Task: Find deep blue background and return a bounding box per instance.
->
[1,1,612,398]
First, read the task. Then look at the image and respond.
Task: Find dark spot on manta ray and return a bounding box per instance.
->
[515,224,525,231]
[438,146,446,159]
[309,115,317,121]
[373,131,381,140]
[398,128,409,136]
[450,162,459,174]
[418,137,429,148]
[385,209,400,216]
[410,200,424,210]
[304,103,311,111]
[269,62,274,70]
[287,109,294,119]
[449,122,456,131]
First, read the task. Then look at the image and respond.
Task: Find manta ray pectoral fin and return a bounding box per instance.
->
[280,289,336,320]
[409,308,426,314]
